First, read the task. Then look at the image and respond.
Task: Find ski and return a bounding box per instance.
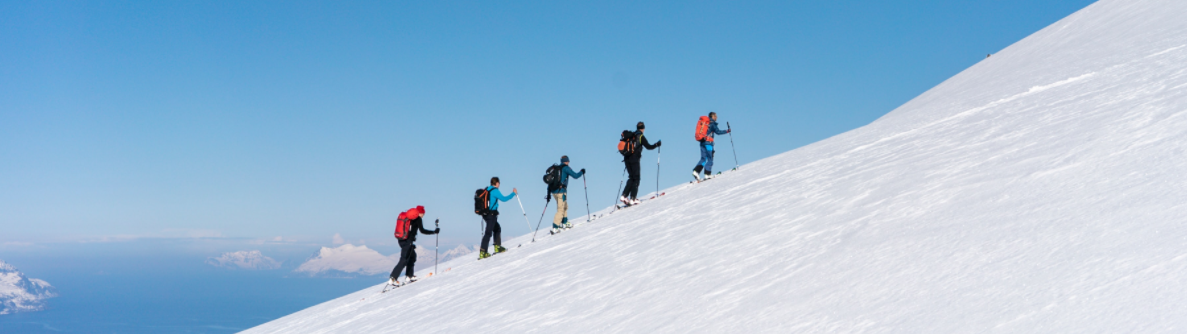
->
[478,248,510,260]
[613,191,666,210]
[381,282,405,293]
[690,172,727,183]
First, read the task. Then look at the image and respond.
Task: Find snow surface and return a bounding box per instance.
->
[246,0,1187,332]
[0,260,57,314]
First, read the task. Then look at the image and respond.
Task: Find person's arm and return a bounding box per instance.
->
[640,135,659,150]
[416,218,437,234]
[563,165,584,179]
[492,187,517,202]
[712,122,728,135]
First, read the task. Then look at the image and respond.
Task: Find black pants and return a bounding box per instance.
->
[622,158,642,199]
[481,214,501,252]
[389,239,417,279]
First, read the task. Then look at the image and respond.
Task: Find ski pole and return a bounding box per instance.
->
[434,219,439,276]
[530,197,551,242]
[656,146,661,197]
[727,122,739,170]
[515,195,534,238]
[612,166,626,210]
[582,174,591,222]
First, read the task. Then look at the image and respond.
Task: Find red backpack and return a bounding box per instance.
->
[694,116,713,142]
[394,212,412,240]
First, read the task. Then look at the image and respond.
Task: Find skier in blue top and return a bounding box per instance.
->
[479,177,517,259]
[550,155,585,234]
[693,112,730,181]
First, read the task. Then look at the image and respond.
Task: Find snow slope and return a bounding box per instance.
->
[0,260,57,314]
[246,0,1187,332]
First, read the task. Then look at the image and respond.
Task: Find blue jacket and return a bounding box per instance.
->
[701,120,728,145]
[553,165,585,194]
[486,186,516,211]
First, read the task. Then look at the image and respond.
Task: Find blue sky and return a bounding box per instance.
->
[1,0,1096,249]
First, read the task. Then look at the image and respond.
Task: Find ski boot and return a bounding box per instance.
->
[387,276,399,286]
[550,224,562,235]
[478,251,491,260]
[562,218,572,229]
[406,275,418,283]
[494,245,508,254]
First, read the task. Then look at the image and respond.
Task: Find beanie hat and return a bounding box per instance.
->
[561,155,569,163]
[416,205,425,215]
[637,121,645,130]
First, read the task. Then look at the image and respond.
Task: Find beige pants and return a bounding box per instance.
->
[552,192,568,226]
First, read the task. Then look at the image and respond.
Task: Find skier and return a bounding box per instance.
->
[387,206,440,286]
[479,177,517,259]
[692,112,730,181]
[550,155,585,234]
[621,121,661,206]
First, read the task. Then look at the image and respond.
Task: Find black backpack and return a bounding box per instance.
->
[618,130,637,156]
[543,164,564,193]
[474,187,495,215]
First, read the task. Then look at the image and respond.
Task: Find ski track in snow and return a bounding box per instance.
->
[246,0,1187,332]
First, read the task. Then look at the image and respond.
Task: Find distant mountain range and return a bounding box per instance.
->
[417,244,477,267]
[0,260,57,314]
[290,243,478,277]
[207,250,283,270]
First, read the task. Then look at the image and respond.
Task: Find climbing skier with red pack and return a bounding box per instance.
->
[387,206,439,287]
[692,112,730,182]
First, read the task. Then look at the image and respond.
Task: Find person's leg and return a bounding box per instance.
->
[622,161,637,198]
[480,215,495,252]
[492,219,502,248]
[552,192,565,227]
[389,241,413,279]
[694,144,709,179]
[698,144,710,168]
[405,242,418,277]
[559,193,569,227]
[704,144,715,174]
[626,161,641,199]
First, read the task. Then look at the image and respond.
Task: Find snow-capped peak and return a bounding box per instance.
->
[0,260,58,314]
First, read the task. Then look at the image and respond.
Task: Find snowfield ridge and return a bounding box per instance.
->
[246,0,1187,332]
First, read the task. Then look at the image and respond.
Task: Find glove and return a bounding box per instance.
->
[726,129,731,134]
[656,140,662,147]
[580,168,586,173]
[433,228,440,233]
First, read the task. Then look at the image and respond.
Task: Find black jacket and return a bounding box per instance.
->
[405,217,438,242]
[625,130,659,162]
